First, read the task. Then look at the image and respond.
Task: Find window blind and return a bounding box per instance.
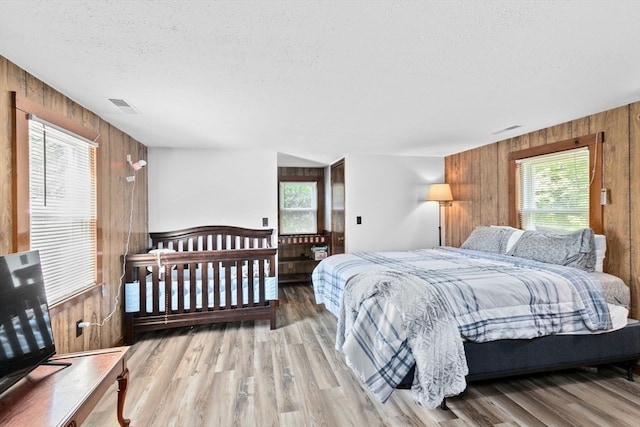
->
[517,147,590,231]
[28,117,98,305]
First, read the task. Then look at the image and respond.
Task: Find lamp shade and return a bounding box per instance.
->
[427,183,453,202]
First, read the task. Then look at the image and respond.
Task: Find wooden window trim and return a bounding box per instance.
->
[508,132,604,234]
[12,92,104,303]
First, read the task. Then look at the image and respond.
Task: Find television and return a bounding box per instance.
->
[0,250,56,395]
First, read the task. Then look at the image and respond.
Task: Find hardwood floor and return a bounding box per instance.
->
[84,284,640,427]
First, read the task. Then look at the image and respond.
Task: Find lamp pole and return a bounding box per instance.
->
[438,202,443,246]
[426,183,453,248]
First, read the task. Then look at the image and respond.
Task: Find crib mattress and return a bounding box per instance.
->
[124,276,277,313]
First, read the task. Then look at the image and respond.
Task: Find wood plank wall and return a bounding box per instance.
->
[0,56,149,353]
[445,101,640,319]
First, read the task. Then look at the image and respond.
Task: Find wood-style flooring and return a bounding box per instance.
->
[84,284,640,427]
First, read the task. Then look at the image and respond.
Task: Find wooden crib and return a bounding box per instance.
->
[123,225,277,344]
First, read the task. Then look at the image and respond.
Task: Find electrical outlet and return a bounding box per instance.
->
[262,217,268,227]
[76,320,83,337]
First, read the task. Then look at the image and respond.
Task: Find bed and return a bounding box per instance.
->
[123,225,278,344]
[311,226,640,409]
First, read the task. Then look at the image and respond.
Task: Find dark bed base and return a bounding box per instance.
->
[398,321,640,408]
[463,321,640,382]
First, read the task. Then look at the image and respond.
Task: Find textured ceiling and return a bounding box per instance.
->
[1,0,639,165]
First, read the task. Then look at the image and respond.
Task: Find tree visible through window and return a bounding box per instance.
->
[279,181,318,234]
[517,147,590,231]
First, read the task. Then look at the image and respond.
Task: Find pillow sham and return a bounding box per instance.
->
[460,226,516,254]
[507,228,596,271]
[490,225,525,252]
[535,226,606,272]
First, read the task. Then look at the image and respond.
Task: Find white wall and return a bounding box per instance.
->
[146,149,443,253]
[148,148,278,233]
[343,154,445,253]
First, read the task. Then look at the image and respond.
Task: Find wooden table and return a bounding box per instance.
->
[0,346,130,427]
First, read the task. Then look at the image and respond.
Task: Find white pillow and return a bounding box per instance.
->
[594,234,606,272]
[490,225,524,253]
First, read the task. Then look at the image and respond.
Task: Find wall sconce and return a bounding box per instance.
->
[427,183,453,246]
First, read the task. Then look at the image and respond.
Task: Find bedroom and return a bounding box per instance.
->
[1,1,640,425]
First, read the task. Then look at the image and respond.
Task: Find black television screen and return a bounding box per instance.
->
[0,250,56,395]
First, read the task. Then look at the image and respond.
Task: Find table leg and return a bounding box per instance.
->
[117,368,131,427]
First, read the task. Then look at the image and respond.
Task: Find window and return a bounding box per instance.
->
[28,116,98,305]
[279,181,318,234]
[509,133,603,234]
[517,147,589,230]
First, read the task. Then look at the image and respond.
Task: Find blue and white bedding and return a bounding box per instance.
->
[312,247,615,407]
[125,269,277,313]
[337,270,468,408]
[313,247,612,337]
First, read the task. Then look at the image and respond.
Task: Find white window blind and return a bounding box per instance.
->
[28,116,98,305]
[279,181,318,234]
[517,147,590,231]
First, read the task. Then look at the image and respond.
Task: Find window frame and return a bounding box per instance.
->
[277,175,324,236]
[12,93,103,307]
[508,133,604,234]
[517,146,590,231]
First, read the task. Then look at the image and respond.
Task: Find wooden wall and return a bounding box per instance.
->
[445,101,640,319]
[0,56,149,353]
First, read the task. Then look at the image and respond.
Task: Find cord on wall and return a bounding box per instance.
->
[83,155,145,329]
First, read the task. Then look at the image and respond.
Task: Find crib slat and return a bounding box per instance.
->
[213,261,220,310]
[235,261,242,307]
[164,265,172,315]
[201,262,210,311]
[152,266,160,314]
[176,264,184,312]
[247,261,255,307]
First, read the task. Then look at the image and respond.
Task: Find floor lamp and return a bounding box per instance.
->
[427,183,453,246]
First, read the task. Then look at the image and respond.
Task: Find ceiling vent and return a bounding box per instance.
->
[108,98,140,114]
[491,125,522,135]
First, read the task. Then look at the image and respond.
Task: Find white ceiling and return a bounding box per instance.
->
[1,1,639,166]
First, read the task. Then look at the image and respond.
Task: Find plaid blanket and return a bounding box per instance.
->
[337,270,467,408]
[313,247,613,404]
